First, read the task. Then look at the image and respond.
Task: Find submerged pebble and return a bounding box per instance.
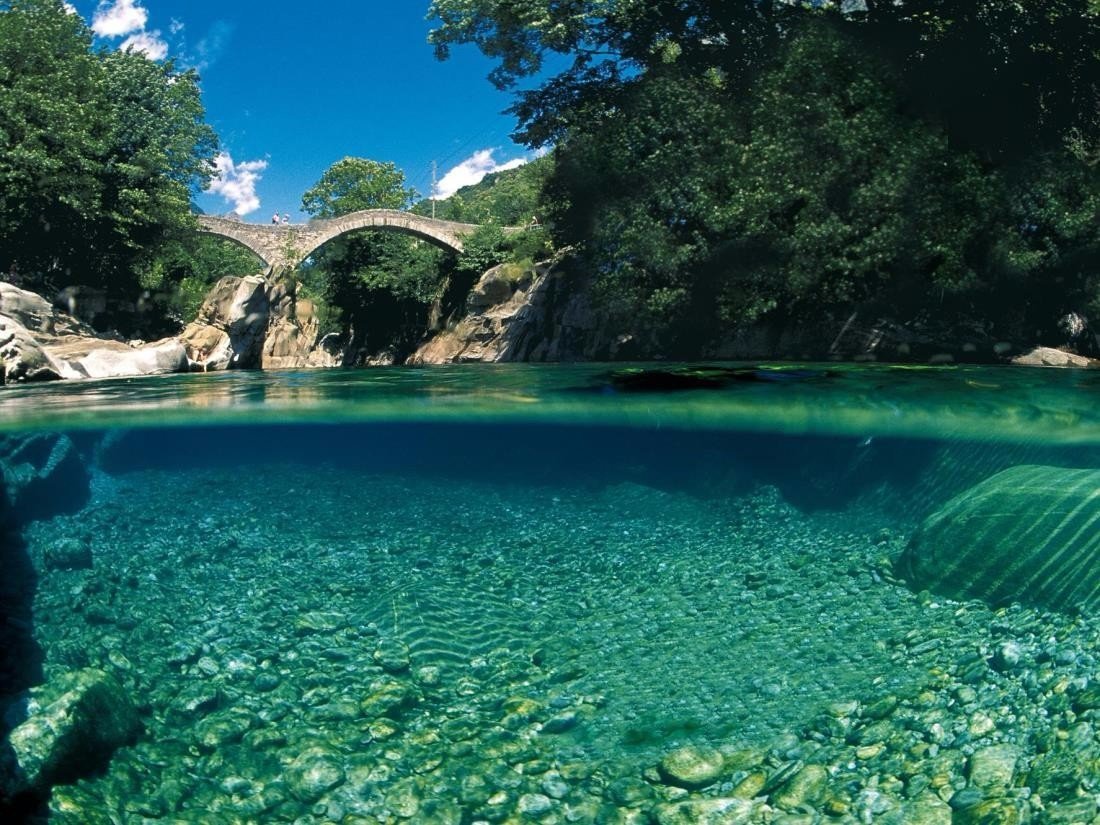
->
[19,463,1100,823]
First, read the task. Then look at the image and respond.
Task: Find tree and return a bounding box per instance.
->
[429,1,1100,155]
[0,0,218,306]
[301,157,417,217]
[432,0,1100,355]
[414,155,552,226]
[299,157,451,356]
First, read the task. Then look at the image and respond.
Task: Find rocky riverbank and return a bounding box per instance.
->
[4,260,1100,382]
[0,273,339,385]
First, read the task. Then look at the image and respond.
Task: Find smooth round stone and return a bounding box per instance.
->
[373,639,411,673]
[658,744,726,790]
[949,787,985,810]
[44,538,93,571]
[772,764,828,810]
[968,712,995,738]
[253,672,280,692]
[540,771,569,799]
[731,771,766,799]
[542,712,578,734]
[286,749,345,802]
[415,665,442,687]
[967,744,1020,790]
[360,678,418,718]
[518,793,553,816]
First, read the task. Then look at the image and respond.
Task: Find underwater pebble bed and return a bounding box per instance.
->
[20,462,1100,823]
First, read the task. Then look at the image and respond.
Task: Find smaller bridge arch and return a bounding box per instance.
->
[197,210,520,270]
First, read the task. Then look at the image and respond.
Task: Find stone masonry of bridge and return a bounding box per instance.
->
[197,210,522,269]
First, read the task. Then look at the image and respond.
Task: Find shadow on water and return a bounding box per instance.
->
[0,478,46,823]
[93,421,1100,519]
[0,432,99,823]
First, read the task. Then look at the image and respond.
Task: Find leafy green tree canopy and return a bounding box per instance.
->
[429,0,1100,155]
[300,157,418,218]
[0,0,217,295]
[297,156,449,352]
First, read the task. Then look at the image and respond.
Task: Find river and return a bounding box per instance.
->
[2,363,1099,823]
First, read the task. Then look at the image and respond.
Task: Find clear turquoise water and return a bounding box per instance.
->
[4,363,1100,823]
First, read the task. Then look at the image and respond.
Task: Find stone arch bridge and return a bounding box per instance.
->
[197,210,521,269]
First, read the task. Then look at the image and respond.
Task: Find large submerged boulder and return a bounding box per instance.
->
[0,668,140,800]
[897,465,1100,612]
[0,433,90,524]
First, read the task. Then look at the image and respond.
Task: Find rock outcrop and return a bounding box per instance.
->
[48,336,189,380]
[0,273,339,383]
[0,668,140,800]
[0,316,61,383]
[896,465,1100,612]
[0,433,91,525]
[261,277,341,369]
[409,263,613,363]
[180,273,339,370]
[1010,346,1098,368]
[179,275,270,369]
[0,282,188,382]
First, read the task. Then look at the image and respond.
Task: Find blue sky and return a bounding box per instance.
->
[64,0,538,221]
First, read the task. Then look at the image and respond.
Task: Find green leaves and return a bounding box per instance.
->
[297,157,450,351]
[300,158,417,218]
[0,0,218,307]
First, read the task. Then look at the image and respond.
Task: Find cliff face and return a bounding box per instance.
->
[410,263,619,364]
[180,272,341,371]
[411,262,1100,367]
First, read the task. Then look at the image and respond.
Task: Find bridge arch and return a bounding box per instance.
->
[196,210,511,270]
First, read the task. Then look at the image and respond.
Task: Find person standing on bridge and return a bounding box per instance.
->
[271,212,280,225]
[282,213,290,225]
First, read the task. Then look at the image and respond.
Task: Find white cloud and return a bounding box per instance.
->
[120,30,168,60]
[91,0,148,38]
[434,149,527,200]
[169,18,185,35]
[63,2,79,15]
[206,152,268,216]
[188,21,234,72]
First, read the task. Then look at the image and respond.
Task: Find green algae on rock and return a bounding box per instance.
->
[897,465,1100,612]
[1,668,139,799]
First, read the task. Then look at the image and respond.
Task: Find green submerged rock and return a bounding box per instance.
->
[1,668,140,799]
[897,465,1100,612]
[657,744,726,789]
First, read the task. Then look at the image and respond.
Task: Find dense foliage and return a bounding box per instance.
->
[415,155,552,226]
[0,0,218,314]
[298,157,453,353]
[430,0,1100,354]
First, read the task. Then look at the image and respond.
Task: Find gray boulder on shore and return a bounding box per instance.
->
[0,274,337,383]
